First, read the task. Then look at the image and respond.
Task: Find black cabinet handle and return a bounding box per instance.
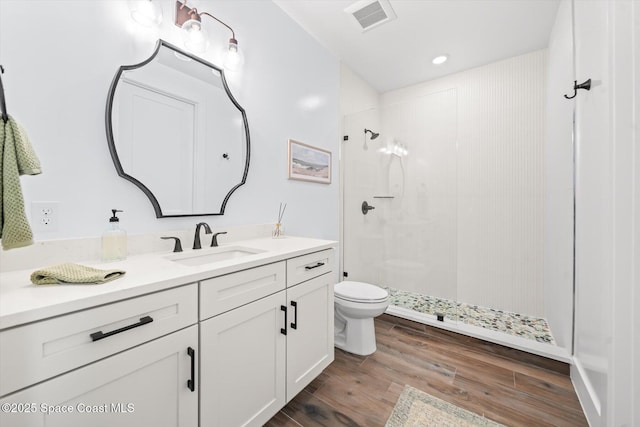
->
[280,305,287,335]
[290,301,298,330]
[187,347,196,392]
[305,262,325,270]
[90,316,153,342]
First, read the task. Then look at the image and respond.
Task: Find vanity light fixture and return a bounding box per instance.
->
[432,54,448,65]
[174,0,244,70]
[130,0,163,27]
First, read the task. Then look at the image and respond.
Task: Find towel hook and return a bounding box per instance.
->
[564,79,591,99]
[0,64,7,122]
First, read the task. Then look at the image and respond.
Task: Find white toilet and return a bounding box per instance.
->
[334,281,390,356]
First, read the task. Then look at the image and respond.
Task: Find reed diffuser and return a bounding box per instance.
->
[272,203,287,238]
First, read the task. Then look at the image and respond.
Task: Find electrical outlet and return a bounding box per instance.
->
[32,202,59,232]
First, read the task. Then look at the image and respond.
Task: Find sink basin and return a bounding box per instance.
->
[167,246,265,266]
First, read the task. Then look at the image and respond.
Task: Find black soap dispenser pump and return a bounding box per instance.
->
[101,209,127,262]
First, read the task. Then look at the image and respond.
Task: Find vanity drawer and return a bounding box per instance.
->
[286,249,334,287]
[200,261,286,320]
[0,284,197,397]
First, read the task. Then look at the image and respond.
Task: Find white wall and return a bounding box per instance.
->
[544,0,574,351]
[0,0,340,249]
[570,0,639,425]
[340,64,379,117]
[381,51,547,317]
[634,3,640,423]
[571,0,611,423]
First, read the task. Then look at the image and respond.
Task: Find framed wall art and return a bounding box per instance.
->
[288,139,332,184]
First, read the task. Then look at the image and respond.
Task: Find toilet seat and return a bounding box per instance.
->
[335,281,388,303]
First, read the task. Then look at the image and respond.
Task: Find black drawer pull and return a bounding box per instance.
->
[290,301,298,330]
[304,262,325,270]
[90,316,153,342]
[280,305,287,335]
[187,347,196,392]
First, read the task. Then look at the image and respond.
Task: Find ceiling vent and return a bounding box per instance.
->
[345,0,397,32]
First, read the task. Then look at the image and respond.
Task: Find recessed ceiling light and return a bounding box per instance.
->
[432,55,448,65]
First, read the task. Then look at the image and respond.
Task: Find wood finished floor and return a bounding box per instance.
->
[265,314,588,427]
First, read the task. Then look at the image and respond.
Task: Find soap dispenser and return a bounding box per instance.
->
[102,209,127,262]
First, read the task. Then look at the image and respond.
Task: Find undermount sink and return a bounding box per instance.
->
[167,246,265,266]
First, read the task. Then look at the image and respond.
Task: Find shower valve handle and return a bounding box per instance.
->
[362,201,375,215]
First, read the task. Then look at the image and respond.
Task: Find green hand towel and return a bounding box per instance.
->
[31,263,126,285]
[0,116,42,250]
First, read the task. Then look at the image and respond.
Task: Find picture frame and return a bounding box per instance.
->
[287,139,332,184]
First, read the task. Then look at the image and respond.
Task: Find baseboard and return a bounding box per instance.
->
[571,357,602,426]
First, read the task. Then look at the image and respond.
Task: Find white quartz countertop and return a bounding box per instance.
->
[0,236,337,330]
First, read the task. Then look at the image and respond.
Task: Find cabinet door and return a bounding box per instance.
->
[0,326,198,427]
[286,273,335,401]
[200,291,287,427]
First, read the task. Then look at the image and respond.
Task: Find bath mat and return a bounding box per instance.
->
[385,385,504,427]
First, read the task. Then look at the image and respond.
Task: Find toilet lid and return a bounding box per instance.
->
[335,281,389,303]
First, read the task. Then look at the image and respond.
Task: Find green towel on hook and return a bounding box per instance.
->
[31,263,126,285]
[0,115,42,250]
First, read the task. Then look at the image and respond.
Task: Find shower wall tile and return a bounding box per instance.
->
[457,51,546,317]
[381,50,547,317]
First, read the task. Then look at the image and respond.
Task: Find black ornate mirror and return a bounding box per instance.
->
[106,39,250,217]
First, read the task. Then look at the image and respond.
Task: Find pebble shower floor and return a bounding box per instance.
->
[384,287,555,344]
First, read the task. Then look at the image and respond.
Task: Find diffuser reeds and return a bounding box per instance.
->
[272,203,287,238]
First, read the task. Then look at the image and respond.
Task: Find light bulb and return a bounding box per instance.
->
[224,38,244,71]
[131,0,163,27]
[182,19,208,53]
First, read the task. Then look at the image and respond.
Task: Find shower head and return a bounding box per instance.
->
[364,128,379,140]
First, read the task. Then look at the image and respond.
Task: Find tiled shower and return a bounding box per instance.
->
[341,50,564,356]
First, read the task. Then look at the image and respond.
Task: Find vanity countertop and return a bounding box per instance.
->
[0,236,337,330]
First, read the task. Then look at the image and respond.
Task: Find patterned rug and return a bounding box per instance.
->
[386,386,505,427]
[385,287,555,344]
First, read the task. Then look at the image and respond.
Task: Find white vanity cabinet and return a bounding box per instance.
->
[0,238,336,427]
[200,249,335,427]
[0,284,199,427]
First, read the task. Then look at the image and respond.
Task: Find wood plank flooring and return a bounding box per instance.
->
[265,314,588,427]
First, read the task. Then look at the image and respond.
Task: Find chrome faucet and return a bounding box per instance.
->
[193,222,212,250]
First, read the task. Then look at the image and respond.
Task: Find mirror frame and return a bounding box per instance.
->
[105,39,250,218]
